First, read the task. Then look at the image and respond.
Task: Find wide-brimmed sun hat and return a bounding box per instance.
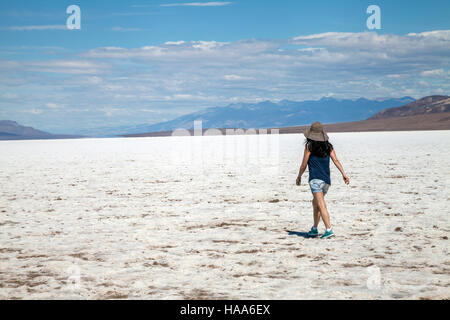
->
[304,121,329,141]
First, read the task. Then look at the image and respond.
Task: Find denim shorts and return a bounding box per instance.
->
[309,179,330,195]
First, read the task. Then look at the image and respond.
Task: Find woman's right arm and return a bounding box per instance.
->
[330,149,350,184]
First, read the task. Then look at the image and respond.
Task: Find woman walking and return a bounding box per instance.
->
[296,122,349,239]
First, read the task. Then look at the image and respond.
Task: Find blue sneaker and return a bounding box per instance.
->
[321,229,335,239]
[307,227,319,238]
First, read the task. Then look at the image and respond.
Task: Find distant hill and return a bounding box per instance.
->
[0,120,83,140]
[279,112,450,134]
[369,95,450,119]
[118,96,414,135]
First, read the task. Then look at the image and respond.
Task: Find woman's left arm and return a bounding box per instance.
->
[330,149,350,184]
[296,145,310,185]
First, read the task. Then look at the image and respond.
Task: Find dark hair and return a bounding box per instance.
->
[305,138,333,158]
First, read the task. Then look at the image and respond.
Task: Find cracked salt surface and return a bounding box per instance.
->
[0,131,449,299]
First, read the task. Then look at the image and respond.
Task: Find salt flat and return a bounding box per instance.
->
[0,131,449,299]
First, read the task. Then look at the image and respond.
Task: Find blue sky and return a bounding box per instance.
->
[0,0,449,133]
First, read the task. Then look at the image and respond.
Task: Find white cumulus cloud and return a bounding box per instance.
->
[420,69,444,77]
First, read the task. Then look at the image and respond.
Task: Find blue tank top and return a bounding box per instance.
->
[308,153,331,185]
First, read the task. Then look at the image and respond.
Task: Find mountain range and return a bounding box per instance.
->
[124,95,450,137]
[120,96,415,135]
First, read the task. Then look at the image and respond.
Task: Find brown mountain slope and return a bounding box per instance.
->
[369,95,450,119]
[279,112,450,134]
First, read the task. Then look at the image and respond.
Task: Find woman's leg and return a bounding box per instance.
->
[313,192,331,229]
[312,198,321,228]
